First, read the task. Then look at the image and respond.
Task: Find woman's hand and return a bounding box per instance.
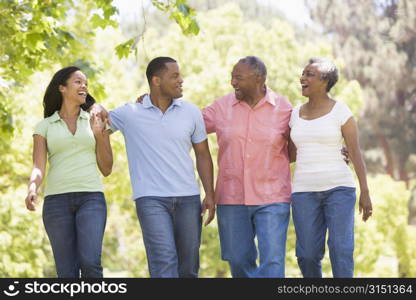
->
[91,114,107,137]
[25,190,38,211]
[359,190,372,221]
[89,104,111,126]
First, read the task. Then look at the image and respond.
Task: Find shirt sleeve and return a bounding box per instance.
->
[109,105,126,133]
[191,106,208,144]
[339,102,353,125]
[33,119,48,138]
[202,101,217,134]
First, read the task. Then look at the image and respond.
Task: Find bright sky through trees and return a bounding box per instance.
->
[113,0,313,26]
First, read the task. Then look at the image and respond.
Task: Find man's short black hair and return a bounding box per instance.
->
[146,57,177,84]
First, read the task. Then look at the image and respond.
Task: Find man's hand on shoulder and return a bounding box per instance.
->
[341,146,349,164]
[136,93,148,104]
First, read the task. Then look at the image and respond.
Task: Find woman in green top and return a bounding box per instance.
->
[25,66,113,278]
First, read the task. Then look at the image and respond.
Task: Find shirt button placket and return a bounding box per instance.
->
[244,110,253,204]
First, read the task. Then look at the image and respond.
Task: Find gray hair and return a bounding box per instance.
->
[309,57,338,92]
[238,56,267,80]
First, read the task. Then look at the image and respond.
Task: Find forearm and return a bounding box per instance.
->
[288,146,296,163]
[28,167,44,193]
[95,132,113,176]
[350,149,369,193]
[196,154,215,197]
[288,137,296,163]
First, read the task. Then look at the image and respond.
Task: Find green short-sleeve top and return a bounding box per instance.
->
[34,110,103,196]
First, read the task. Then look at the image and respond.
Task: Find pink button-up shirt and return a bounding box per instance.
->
[202,88,292,205]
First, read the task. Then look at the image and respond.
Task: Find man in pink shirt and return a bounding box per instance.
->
[202,56,292,277]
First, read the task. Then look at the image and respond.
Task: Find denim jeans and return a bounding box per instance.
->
[291,186,356,278]
[217,202,290,278]
[42,192,107,278]
[135,195,202,278]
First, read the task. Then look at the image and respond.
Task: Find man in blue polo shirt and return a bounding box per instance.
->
[108,57,215,277]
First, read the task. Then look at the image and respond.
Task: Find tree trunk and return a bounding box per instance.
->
[408,185,416,226]
[377,131,395,178]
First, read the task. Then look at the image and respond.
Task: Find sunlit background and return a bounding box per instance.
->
[1,0,415,277]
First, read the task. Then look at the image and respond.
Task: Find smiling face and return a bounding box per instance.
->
[230,62,260,102]
[59,70,88,105]
[300,63,328,97]
[157,62,183,99]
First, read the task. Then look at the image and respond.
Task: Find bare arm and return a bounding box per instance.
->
[25,135,47,211]
[192,139,216,226]
[91,114,113,177]
[342,117,372,221]
[288,135,297,163]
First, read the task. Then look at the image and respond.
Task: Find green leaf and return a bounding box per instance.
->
[151,0,169,12]
[90,13,107,29]
[104,6,117,19]
[115,38,135,59]
[25,33,43,48]
[188,20,200,35]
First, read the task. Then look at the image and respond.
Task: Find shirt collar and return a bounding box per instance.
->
[48,111,61,123]
[172,98,183,107]
[143,94,183,109]
[143,95,154,109]
[48,109,88,123]
[264,88,277,106]
[231,87,277,107]
[79,109,89,119]
[231,96,240,106]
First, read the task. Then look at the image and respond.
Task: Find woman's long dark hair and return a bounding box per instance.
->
[43,66,80,118]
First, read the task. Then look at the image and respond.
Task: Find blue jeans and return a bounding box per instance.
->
[135,195,202,278]
[217,203,290,278]
[42,192,107,278]
[291,186,356,278]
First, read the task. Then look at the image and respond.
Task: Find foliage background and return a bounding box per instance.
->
[0,0,415,277]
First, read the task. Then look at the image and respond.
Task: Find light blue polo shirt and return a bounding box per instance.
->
[109,95,207,200]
